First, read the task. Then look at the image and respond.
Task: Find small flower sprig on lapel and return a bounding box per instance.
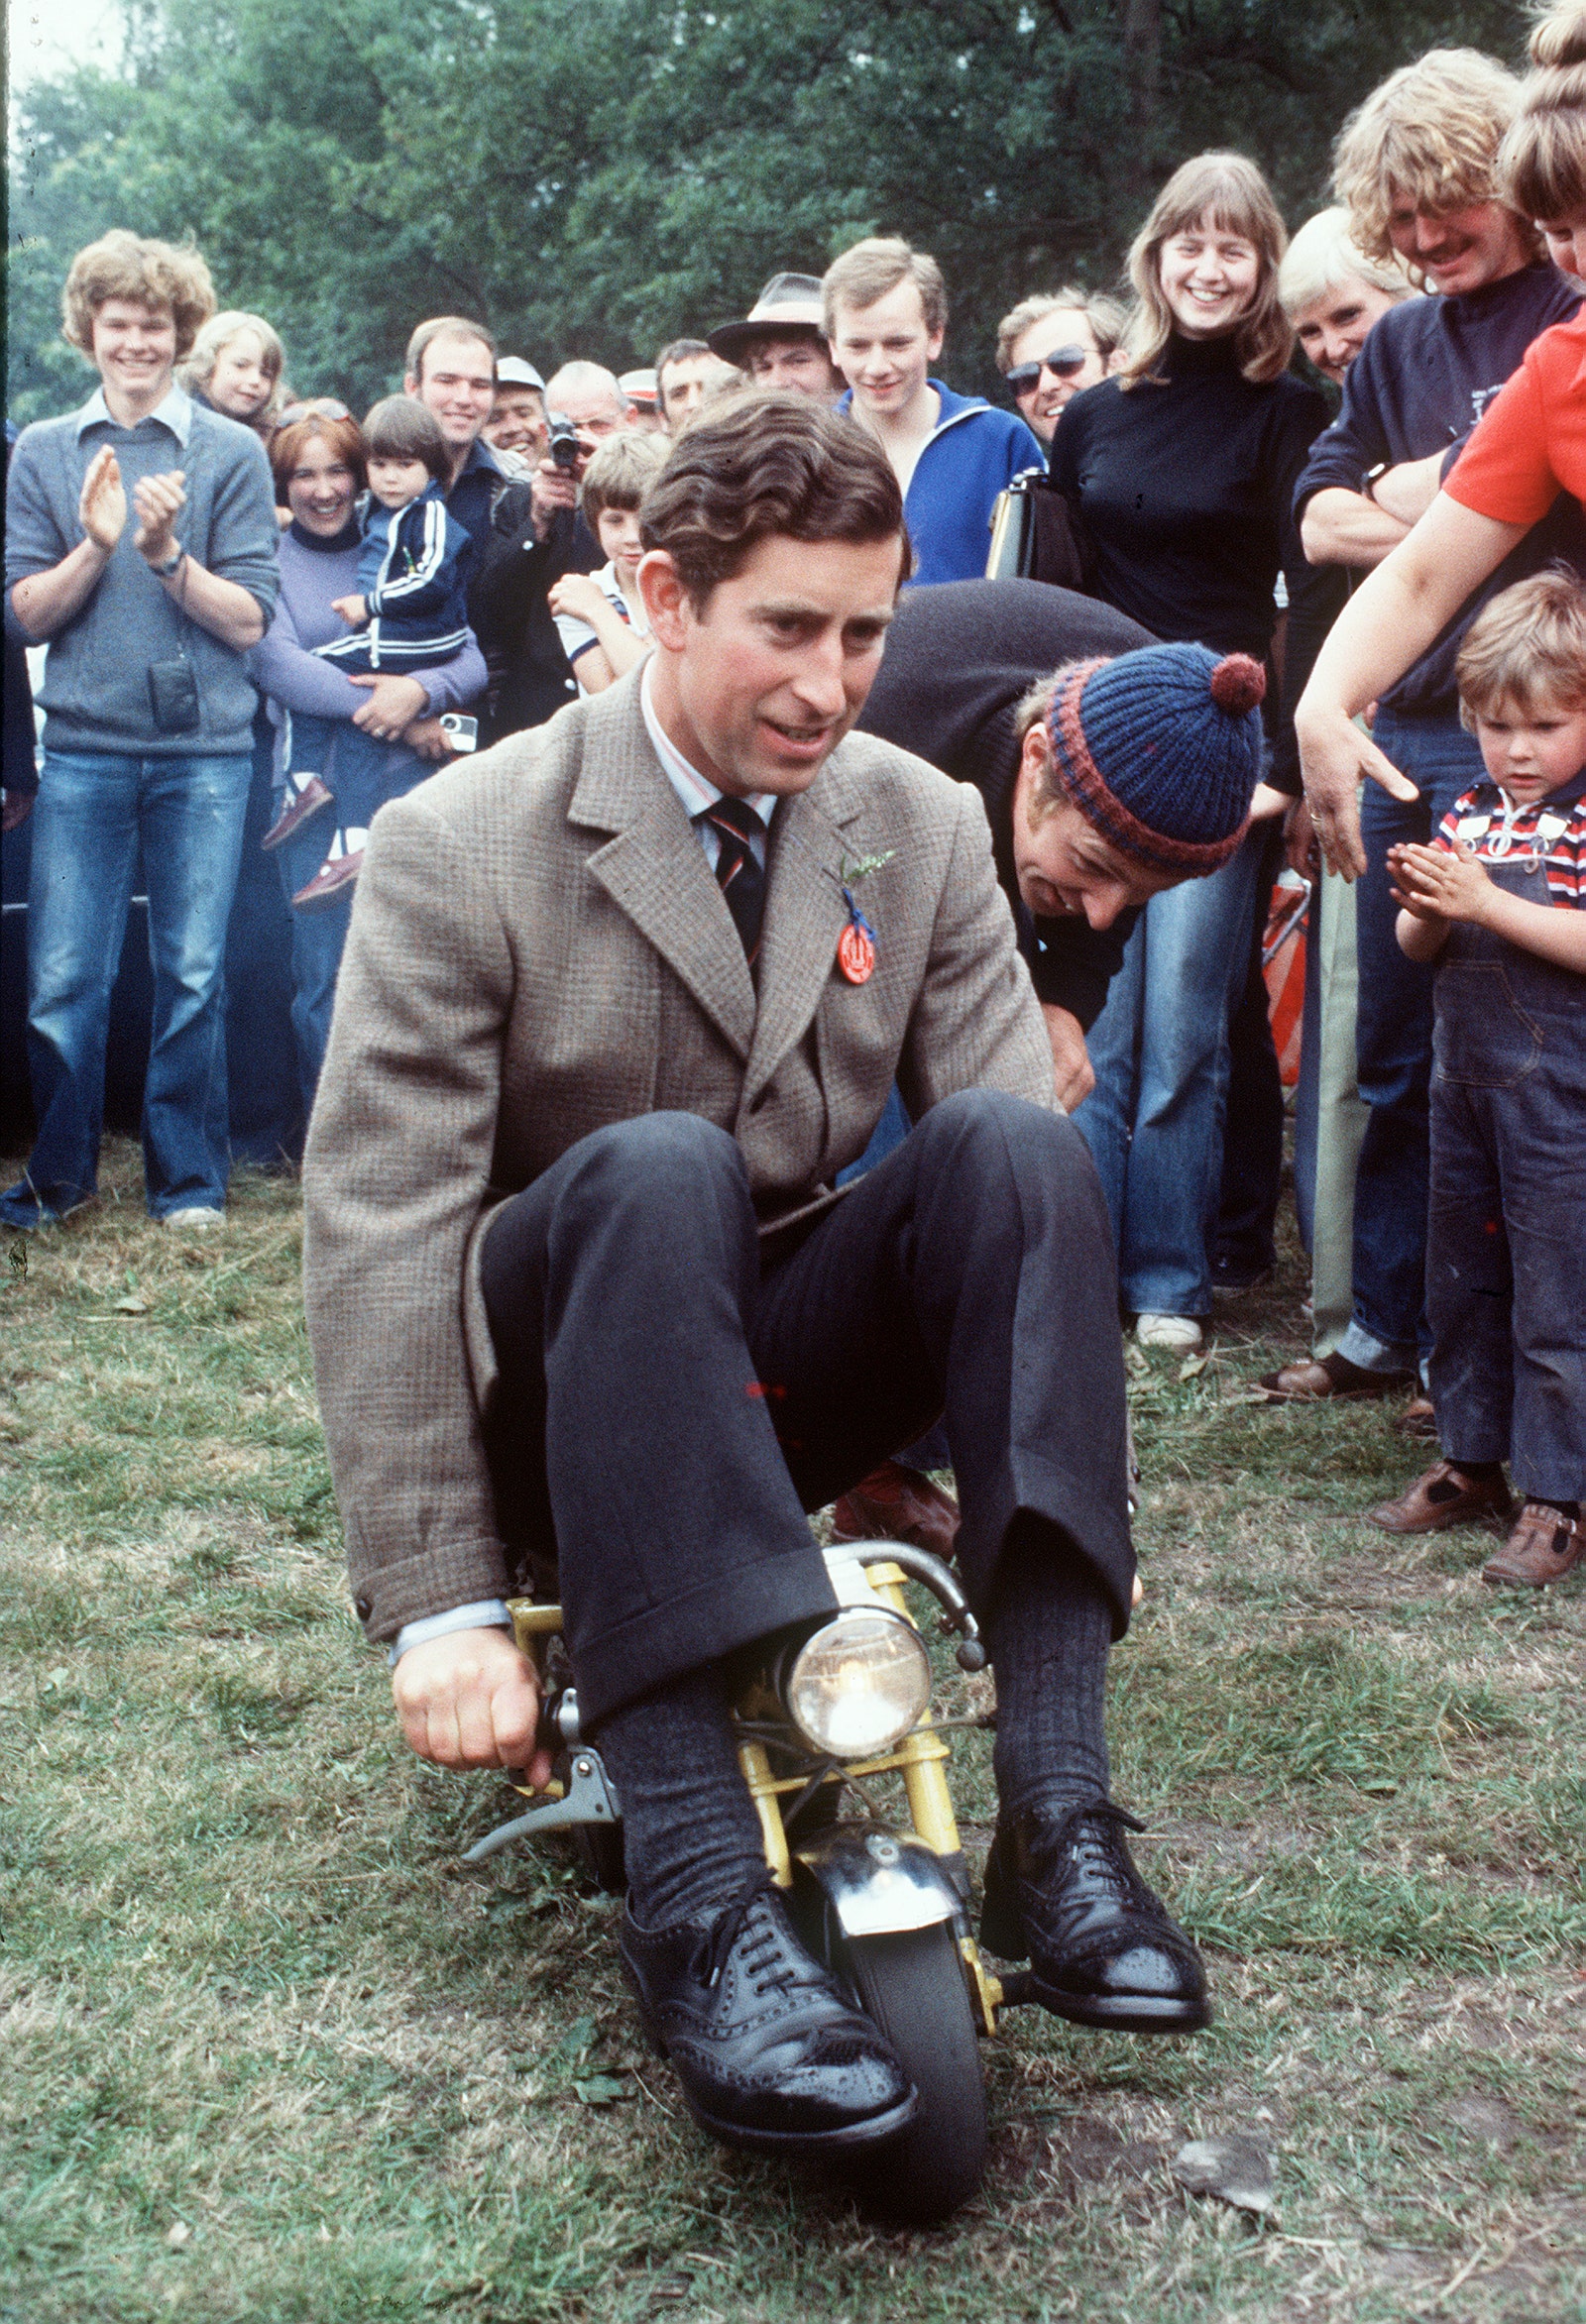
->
[837,847,896,885]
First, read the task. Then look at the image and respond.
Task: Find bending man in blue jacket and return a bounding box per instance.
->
[825,237,1044,586]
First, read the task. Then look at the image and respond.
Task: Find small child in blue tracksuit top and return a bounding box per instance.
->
[1374,571,1586,1589]
[263,396,473,908]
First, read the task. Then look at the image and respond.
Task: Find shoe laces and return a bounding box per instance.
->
[698,1876,801,1999]
[1026,1799,1148,1899]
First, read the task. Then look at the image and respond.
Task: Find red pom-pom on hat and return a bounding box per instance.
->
[1208,653,1265,714]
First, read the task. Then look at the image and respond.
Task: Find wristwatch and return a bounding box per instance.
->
[151,544,185,579]
[1361,463,1389,502]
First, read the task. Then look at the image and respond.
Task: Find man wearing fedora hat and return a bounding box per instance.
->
[709,274,844,400]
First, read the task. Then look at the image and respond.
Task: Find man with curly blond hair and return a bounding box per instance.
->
[1271,55,1586,1412]
[2,231,280,1233]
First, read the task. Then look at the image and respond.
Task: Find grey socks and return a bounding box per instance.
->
[591,1665,765,1931]
[985,1516,1113,1824]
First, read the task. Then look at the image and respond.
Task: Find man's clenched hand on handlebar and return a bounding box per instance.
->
[392,1627,555,1787]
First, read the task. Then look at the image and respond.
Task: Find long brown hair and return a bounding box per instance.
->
[1118,153,1294,388]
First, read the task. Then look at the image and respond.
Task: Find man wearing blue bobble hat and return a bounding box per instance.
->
[843,575,1278,1551]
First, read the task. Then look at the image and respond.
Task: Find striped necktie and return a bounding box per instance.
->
[697,797,766,971]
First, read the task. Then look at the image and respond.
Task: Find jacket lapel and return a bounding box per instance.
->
[743,761,863,1107]
[573,678,756,1060]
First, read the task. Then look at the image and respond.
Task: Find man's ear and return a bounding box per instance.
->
[1017,718,1051,795]
[402,373,420,400]
[637,549,695,650]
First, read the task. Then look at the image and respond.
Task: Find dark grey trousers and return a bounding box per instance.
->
[480,1089,1133,1725]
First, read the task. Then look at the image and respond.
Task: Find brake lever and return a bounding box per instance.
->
[461,1745,622,1864]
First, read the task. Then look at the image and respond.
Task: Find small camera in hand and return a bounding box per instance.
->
[547,412,582,471]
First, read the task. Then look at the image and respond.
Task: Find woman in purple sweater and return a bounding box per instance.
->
[250,410,486,1095]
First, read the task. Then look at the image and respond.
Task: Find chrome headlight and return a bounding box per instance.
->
[783,1608,933,1759]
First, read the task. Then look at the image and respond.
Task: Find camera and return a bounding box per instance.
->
[547,412,582,471]
[438,714,478,753]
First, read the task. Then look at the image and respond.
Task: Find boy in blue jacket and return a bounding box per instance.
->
[264,396,473,907]
[825,237,1044,586]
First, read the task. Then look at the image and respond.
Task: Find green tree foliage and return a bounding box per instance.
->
[8,0,1527,425]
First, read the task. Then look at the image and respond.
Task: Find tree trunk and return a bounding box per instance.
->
[1118,0,1163,200]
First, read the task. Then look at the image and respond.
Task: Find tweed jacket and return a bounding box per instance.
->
[302,666,1056,1643]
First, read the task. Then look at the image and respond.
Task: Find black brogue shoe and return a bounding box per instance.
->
[980,1800,1211,2034]
[620,1879,917,2157]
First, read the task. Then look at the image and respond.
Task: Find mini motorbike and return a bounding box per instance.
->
[464,1540,1023,2221]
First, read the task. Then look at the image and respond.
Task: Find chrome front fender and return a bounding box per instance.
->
[796,1826,964,1937]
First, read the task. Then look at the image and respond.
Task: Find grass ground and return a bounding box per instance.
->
[1,1138,1582,2324]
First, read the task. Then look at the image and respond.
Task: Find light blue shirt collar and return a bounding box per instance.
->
[75,381,193,446]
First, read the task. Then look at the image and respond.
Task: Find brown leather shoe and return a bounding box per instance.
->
[1396,1394,1437,1439]
[1482,1503,1583,1589]
[291,847,364,912]
[1366,1460,1514,1535]
[261,775,334,850]
[832,1460,960,1559]
[1258,1350,1414,1403]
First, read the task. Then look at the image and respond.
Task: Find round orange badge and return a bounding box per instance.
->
[838,922,875,985]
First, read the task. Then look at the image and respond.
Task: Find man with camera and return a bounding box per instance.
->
[3,231,279,1233]
[468,363,639,739]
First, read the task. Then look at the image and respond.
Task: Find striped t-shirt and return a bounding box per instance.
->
[1433,778,1586,905]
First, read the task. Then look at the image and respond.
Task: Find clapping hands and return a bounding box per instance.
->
[78,446,128,552]
[1388,838,1492,927]
[131,469,187,567]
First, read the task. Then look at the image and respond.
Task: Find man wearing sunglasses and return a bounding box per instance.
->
[996,290,1127,447]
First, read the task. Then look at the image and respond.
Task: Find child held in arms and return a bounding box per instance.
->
[548,430,669,695]
[1369,571,1586,1587]
[264,396,473,908]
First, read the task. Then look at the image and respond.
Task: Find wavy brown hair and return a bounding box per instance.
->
[61,231,216,361]
[1118,154,1294,388]
[639,390,909,606]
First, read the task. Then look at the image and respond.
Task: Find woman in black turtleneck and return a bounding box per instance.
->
[1048,152,1327,1351]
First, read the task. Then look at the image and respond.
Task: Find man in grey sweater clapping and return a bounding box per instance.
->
[3,230,279,1234]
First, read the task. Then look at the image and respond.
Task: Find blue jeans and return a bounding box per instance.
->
[271,805,354,1108]
[3,748,252,1225]
[1340,709,1486,1375]
[1071,828,1266,1317]
[267,727,432,1107]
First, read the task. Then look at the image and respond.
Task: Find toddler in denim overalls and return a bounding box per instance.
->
[1371,572,1586,1588]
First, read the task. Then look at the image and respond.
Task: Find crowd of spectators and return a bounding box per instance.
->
[3,7,1583,1589]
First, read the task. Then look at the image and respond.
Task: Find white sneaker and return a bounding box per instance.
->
[1136,1312,1202,1353]
[162,1207,225,1233]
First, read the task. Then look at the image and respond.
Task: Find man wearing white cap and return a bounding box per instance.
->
[708,275,843,400]
[482,357,549,473]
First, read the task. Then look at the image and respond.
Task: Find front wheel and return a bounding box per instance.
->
[836,1922,988,2223]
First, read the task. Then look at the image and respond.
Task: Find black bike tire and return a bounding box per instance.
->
[837,1923,988,2223]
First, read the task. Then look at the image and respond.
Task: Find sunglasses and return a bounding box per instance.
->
[277,397,353,424]
[1005,347,1091,395]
